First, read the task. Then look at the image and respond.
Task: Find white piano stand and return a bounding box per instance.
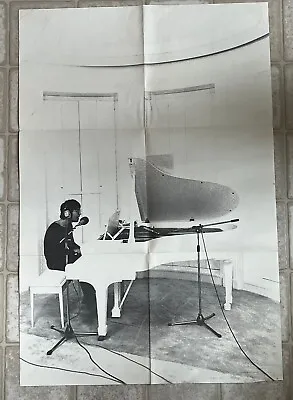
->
[110,259,234,319]
[222,261,233,310]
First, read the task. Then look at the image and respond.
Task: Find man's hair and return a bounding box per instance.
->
[60,199,81,219]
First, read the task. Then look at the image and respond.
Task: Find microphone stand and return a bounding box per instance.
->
[168,218,239,338]
[47,218,98,356]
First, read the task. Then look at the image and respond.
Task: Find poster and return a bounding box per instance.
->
[19,3,283,386]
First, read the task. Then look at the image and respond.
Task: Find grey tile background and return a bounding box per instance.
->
[0,0,292,398]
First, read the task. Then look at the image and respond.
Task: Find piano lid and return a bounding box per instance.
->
[132,158,239,223]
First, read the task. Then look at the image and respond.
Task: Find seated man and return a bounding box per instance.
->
[44,199,96,308]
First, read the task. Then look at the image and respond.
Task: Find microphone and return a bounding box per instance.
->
[75,216,89,227]
[59,217,90,244]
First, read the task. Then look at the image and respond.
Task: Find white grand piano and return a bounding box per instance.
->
[66,158,239,339]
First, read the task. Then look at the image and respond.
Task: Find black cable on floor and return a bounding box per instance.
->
[21,326,126,385]
[200,230,275,381]
[19,357,124,384]
[27,279,126,386]
[69,300,172,384]
[79,338,173,384]
[73,335,126,385]
[61,281,159,384]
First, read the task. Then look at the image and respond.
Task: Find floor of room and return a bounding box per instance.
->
[19,277,283,385]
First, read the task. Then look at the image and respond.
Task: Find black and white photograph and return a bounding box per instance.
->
[19,3,283,386]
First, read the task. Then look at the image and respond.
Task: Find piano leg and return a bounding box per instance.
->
[223,262,233,311]
[111,282,122,318]
[95,286,108,340]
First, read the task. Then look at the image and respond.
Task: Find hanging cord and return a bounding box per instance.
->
[200,230,275,381]
[68,281,82,321]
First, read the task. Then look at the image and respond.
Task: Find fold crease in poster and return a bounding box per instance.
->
[19,3,283,386]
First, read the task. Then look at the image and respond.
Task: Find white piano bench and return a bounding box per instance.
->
[29,270,67,328]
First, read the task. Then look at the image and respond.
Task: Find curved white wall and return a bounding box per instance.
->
[19,4,269,66]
